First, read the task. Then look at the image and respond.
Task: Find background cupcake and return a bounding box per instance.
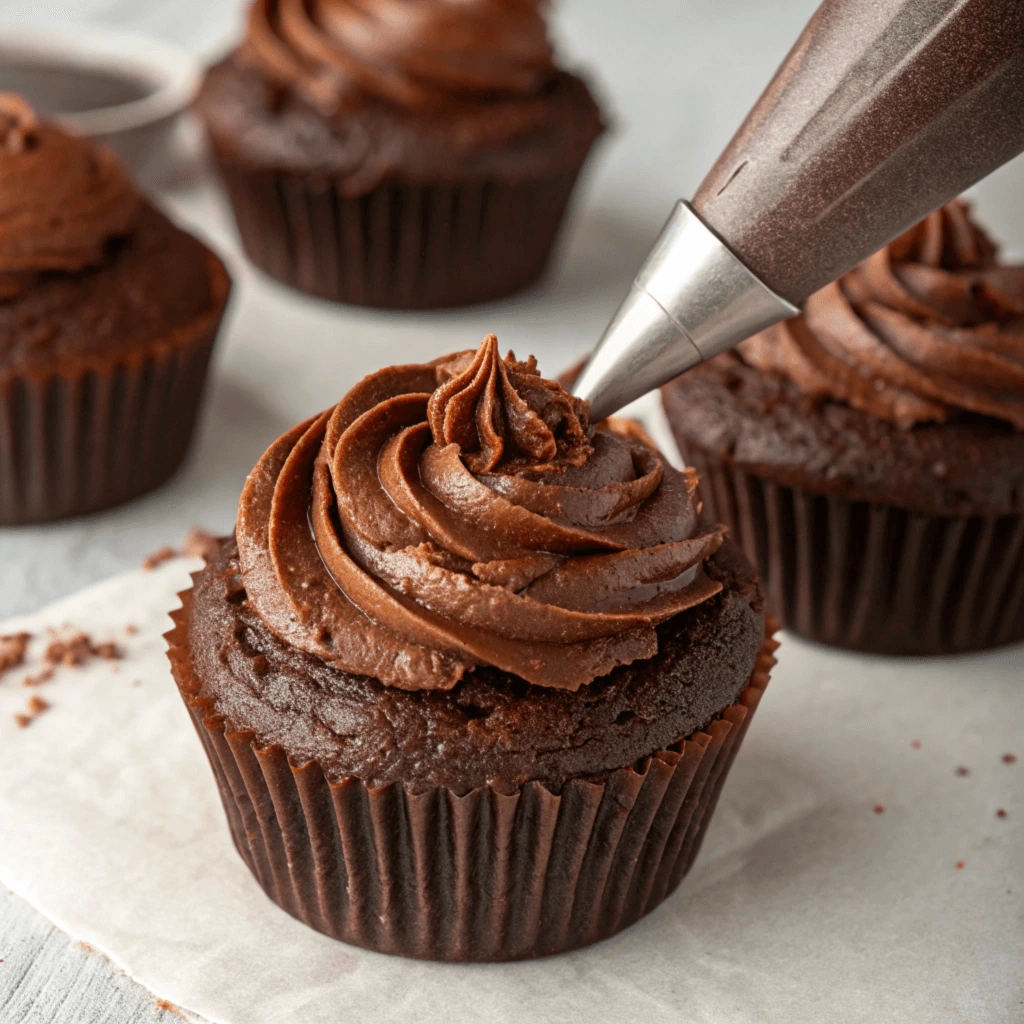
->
[0,94,231,526]
[194,0,605,309]
[662,200,1024,655]
[168,335,776,961]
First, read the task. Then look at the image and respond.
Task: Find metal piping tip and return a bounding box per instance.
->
[573,201,799,422]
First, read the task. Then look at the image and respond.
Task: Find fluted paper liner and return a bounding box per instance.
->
[167,582,778,961]
[680,444,1024,655]
[212,158,583,309]
[0,250,231,526]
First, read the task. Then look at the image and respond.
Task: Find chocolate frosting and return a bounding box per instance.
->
[237,335,725,692]
[0,94,139,301]
[243,0,556,114]
[741,201,1024,430]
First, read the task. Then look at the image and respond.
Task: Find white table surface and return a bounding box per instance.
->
[1,1,1022,1021]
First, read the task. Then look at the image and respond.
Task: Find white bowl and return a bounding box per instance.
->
[0,26,200,173]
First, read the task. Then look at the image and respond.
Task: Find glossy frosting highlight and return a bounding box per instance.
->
[0,94,140,301]
[243,0,556,114]
[741,201,1024,429]
[237,336,724,691]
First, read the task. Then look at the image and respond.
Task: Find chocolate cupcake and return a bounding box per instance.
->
[0,94,231,525]
[194,0,605,309]
[167,335,776,961]
[662,200,1024,655]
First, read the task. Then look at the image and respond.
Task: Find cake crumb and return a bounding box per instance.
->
[21,666,54,688]
[142,545,176,571]
[955,860,965,870]
[181,526,220,562]
[45,633,120,668]
[954,765,970,777]
[156,998,188,1020]
[996,809,1008,819]
[125,624,138,636]
[0,633,31,680]
[873,804,885,814]
[14,694,49,728]
[1003,753,1017,765]
[911,739,921,750]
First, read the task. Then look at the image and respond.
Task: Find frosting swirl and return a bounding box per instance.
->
[740,200,1024,430]
[243,0,556,114]
[237,335,724,691]
[0,94,140,301]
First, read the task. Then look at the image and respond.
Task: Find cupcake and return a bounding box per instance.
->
[0,94,231,525]
[194,0,605,309]
[662,200,1024,655]
[167,335,776,961]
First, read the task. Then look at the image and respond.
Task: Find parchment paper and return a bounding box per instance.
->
[0,514,1021,1022]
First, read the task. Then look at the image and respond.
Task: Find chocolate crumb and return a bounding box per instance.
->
[873,804,885,814]
[996,809,1008,819]
[156,998,188,1020]
[181,526,220,562]
[142,545,176,571]
[125,624,138,636]
[0,632,31,680]
[21,666,54,688]
[13,713,31,729]
[955,860,965,870]
[44,633,120,668]
[911,740,922,750]
[1003,753,1017,765]
[954,765,971,777]
[26,695,48,716]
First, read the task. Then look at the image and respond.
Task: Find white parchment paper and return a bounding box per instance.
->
[0,549,1021,1024]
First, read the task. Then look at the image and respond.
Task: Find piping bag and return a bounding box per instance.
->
[573,0,1024,421]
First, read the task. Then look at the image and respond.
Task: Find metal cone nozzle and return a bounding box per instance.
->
[573,201,799,422]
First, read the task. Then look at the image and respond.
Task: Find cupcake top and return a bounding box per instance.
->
[0,93,139,301]
[236,335,726,692]
[0,95,218,370]
[741,200,1024,430]
[243,0,557,115]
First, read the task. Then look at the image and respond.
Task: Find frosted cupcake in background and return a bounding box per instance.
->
[195,0,606,309]
[662,200,1024,655]
[0,93,231,525]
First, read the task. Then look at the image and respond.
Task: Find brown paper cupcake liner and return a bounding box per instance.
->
[213,160,583,309]
[682,444,1024,655]
[167,586,778,961]
[0,251,230,526]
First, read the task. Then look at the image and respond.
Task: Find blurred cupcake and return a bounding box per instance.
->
[194,0,605,309]
[0,94,231,525]
[662,200,1024,655]
[168,335,776,961]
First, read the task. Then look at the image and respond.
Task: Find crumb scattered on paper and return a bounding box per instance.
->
[143,546,177,571]
[911,740,921,750]
[996,809,1007,819]
[14,694,49,728]
[954,765,970,777]
[44,633,120,667]
[1003,753,1017,765]
[125,624,138,636]
[873,805,885,814]
[21,666,55,688]
[0,632,31,680]
[955,861,965,870]
[156,998,188,1020]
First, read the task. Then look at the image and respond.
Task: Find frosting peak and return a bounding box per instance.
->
[237,337,725,692]
[741,200,1024,430]
[0,94,140,301]
[243,0,557,114]
[427,334,592,474]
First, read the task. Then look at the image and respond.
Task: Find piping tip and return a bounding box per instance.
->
[573,201,799,422]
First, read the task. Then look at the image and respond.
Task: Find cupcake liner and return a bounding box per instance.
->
[167,585,778,961]
[213,160,583,309]
[682,444,1024,655]
[0,251,230,526]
